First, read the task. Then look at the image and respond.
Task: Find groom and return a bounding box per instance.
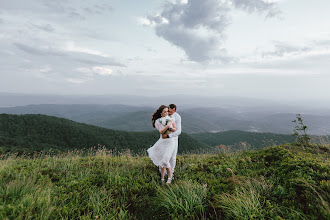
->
[162,104,181,177]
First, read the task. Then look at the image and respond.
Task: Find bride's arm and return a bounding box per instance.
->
[156,122,172,134]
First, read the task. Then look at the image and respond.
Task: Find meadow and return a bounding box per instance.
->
[0,143,329,219]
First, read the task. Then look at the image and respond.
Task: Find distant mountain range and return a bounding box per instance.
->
[1,92,330,110]
[1,104,330,135]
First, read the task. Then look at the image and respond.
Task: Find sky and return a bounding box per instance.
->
[0,0,330,104]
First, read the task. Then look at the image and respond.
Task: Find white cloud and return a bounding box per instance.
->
[92,66,113,76]
[229,0,280,18]
[241,40,330,64]
[39,66,52,73]
[65,41,109,57]
[75,67,91,73]
[138,17,153,26]
[146,0,280,63]
[66,78,87,84]
[75,66,114,77]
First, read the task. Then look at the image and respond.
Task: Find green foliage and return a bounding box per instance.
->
[0,114,208,155]
[153,180,208,219]
[214,177,306,219]
[0,141,329,219]
[215,177,272,219]
[292,114,311,147]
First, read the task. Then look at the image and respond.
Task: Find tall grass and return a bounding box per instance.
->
[214,177,272,219]
[153,180,208,219]
[0,144,329,219]
[0,147,149,219]
[214,177,307,219]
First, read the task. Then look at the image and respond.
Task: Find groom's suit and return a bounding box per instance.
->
[168,112,181,175]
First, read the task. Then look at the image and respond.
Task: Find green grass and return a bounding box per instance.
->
[0,144,329,219]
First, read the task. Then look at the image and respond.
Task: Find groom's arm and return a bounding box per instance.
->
[168,114,181,138]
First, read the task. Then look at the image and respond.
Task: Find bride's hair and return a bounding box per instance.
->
[152,105,168,128]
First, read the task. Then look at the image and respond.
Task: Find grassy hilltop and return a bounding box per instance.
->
[0,113,329,219]
[0,144,329,219]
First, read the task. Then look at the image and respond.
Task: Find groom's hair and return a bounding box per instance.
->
[169,104,176,110]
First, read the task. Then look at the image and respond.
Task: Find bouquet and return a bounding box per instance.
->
[159,115,173,135]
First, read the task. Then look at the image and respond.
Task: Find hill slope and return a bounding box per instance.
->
[0,144,329,219]
[194,130,296,151]
[0,114,208,154]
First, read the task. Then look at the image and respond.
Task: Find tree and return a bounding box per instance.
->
[292,114,310,147]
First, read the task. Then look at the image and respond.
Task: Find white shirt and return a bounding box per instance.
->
[168,112,181,138]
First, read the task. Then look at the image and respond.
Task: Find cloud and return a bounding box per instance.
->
[10,42,124,84]
[146,0,280,63]
[13,42,125,67]
[76,66,117,76]
[236,39,330,77]
[248,40,330,64]
[13,43,62,56]
[32,23,55,32]
[41,0,114,20]
[92,66,113,76]
[261,41,311,58]
[84,3,114,15]
[0,0,124,87]
[65,78,88,84]
[229,0,280,18]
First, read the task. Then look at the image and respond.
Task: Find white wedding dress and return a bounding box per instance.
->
[147,118,176,168]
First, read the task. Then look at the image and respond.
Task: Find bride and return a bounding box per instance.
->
[147,105,177,184]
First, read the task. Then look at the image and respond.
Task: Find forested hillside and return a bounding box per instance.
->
[0,114,208,154]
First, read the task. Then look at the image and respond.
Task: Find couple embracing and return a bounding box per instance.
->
[147,104,182,185]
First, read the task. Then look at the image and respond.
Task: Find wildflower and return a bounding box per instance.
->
[69,192,73,195]
[226,168,233,172]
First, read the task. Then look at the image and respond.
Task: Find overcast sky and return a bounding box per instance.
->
[0,0,329,103]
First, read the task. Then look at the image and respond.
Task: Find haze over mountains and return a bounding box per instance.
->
[1,93,330,135]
